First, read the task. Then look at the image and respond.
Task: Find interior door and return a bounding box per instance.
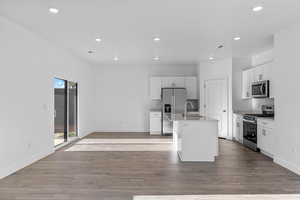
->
[204,79,228,138]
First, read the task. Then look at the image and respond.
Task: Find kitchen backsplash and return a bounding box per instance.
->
[251,98,274,113]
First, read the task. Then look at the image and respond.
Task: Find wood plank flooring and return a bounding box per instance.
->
[0,132,300,200]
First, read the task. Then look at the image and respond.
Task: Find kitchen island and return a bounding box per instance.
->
[173,116,218,162]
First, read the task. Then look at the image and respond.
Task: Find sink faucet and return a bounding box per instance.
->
[186,101,194,110]
[184,101,194,120]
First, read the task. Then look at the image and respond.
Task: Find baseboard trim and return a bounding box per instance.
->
[274,156,300,175]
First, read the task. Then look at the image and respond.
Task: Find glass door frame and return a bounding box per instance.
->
[54,78,79,147]
[68,81,78,140]
[54,78,68,147]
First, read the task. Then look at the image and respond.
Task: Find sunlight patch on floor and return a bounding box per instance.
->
[65,138,174,152]
[76,138,173,144]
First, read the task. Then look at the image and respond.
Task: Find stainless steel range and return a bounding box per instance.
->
[243,115,258,151]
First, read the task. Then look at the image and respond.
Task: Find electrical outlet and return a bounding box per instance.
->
[292,147,296,153]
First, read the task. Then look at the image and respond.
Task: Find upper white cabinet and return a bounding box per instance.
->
[242,70,252,99]
[242,62,274,99]
[150,76,198,100]
[150,77,162,100]
[184,77,197,99]
[161,77,185,88]
[262,62,274,98]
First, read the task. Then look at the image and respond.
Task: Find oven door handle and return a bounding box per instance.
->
[243,119,256,124]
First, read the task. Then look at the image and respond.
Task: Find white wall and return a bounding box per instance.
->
[273,23,300,174]
[232,57,252,111]
[93,63,198,132]
[0,17,95,178]
[198,58,233,139]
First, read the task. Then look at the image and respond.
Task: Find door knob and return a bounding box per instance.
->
[223,110,226,112]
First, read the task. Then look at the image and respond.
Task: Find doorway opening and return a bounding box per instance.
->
[54,78,78,147]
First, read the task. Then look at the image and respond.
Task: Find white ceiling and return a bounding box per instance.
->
[1,0,300,64]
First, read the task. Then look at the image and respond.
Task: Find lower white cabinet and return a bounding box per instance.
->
[257,119,275,157]
[173,120,218,162]
[233,114,243,144]
[149,111,161,135]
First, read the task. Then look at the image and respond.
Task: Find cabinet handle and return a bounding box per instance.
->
[262,129,266,136]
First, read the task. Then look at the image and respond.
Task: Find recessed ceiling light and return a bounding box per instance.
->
[95,38,102,42]
[153,56,160,61]
[114,56,119,61]
[209,56,214,60]
[49,8,59,14]
[252,6,263,12]
[153,37,160,42]
[233,37,241,41]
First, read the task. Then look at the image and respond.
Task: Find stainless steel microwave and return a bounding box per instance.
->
[251,80,269,98]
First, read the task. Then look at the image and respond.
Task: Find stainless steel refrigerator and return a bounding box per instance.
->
[161,88,187,135]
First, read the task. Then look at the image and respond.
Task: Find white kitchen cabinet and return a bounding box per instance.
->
[242,62,274,99]
[149,111,161,135]
[261,62,274,98]
[233,114,243,144]
[257,119,275,157]
[150,77,162,100]
[150,76,198,100]
[161,77,185,88]
[242,70,252,99]
[173,119,218,162]
[184,77,197,99]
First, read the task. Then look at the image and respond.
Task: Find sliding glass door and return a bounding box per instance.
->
[54,78,78,147]
[54,78,67,146]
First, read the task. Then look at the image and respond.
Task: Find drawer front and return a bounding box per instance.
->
[257,119,274,129]
[150,112,161,118]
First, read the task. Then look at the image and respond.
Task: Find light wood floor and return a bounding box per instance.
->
[1,132,300,200]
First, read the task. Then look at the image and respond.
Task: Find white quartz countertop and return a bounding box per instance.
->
[233,111,275,121]
[174,115,218,122]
